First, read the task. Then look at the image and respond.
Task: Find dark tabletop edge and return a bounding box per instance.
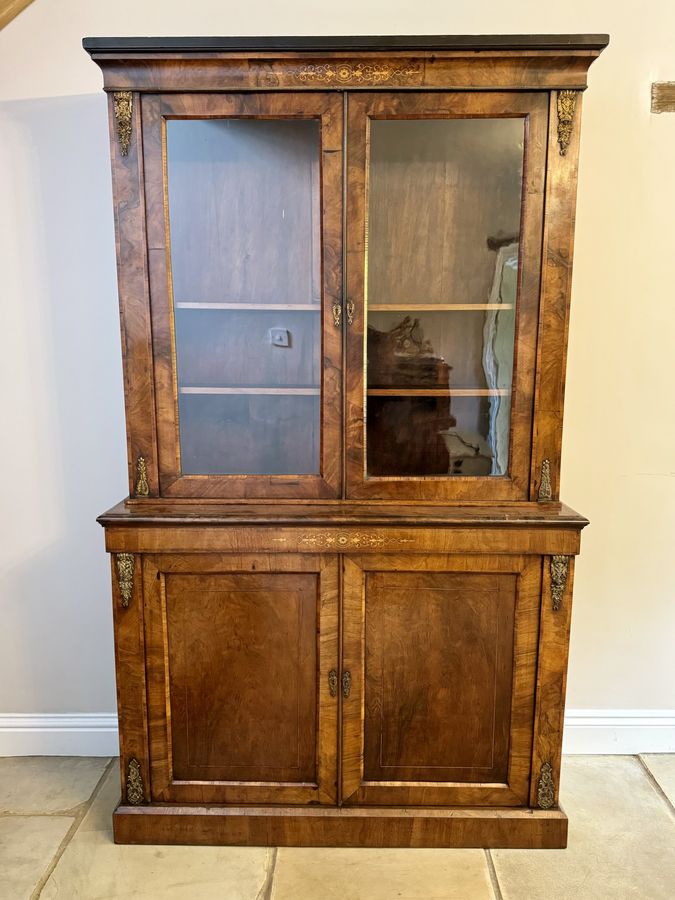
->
[82,34,610,54]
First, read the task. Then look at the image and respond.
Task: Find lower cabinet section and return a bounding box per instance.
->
[108,523,579,847]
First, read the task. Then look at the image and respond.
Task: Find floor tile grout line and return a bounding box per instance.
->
[485,848,505,900]
[30,757,117,900]
[636,755,675,819]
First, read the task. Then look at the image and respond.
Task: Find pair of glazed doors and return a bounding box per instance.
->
[138,89,550,501]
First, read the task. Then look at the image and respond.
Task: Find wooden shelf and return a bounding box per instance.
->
[367,388,511,397]
[180,386,320,396]
[175,302,321,311]
[368,304,514,312]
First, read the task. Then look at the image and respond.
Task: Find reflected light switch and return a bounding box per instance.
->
[269,328,290,347]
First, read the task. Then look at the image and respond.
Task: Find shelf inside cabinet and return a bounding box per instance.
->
[368,304,514,312]
[175,302,321,311]
[367,388,511,397]
[179,386,320,396]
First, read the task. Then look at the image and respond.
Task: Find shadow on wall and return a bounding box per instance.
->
[0,93,126,714]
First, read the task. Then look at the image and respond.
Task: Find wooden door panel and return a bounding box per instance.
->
[342,554,541,806]
[365,572,515,784]
[144,554,338,804]
[166,573,317,783]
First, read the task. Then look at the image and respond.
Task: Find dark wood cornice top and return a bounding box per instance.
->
[98,500,588,529]
[84,34,607,92]
[83,34,609,55]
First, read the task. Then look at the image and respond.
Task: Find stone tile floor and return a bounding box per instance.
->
[0,755,673,899]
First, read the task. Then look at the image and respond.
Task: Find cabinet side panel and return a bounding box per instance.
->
[110,552,150,803]
[531,91,583,500]
[108,91,159,496]
[530,556,575,807]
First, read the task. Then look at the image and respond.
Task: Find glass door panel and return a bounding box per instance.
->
[143,94,343,498]
[346,93,548,501]
[166,118,321,476]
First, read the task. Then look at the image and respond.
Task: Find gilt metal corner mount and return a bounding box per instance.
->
[538,459,553,501]
[115,553,135,608]
[135,456,149,497]
[550,555,570,611]
[113,91,133,157]
[537,761,556,809]
[126,758,144,805]
[557,90,577,156]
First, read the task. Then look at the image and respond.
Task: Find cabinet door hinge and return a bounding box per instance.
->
[550,555,570,611]
[115,553,135,608]
[537,761,556,809]
[126,758,145,805]
[113,91,133,157]
[537,458,553,501]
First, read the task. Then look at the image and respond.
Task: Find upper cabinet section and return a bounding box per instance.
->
[86,35,607,502]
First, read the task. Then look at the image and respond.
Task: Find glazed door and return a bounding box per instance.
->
[341,554,541,806]
[345,92,548,500]
[142,93,342,498]
[143,554,338,804]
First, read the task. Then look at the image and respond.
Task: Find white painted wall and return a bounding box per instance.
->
[1,0,674,753]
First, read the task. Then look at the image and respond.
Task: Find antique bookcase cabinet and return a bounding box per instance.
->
[86,34,607,848]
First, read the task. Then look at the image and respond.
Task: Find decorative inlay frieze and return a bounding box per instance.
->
[537,762,555,809]
[274,531,414,549]
[295,62,421,86]
[557,90,577,156]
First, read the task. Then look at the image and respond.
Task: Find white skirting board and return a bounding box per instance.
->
[0,711,674,756]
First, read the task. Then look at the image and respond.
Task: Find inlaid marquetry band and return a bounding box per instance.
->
[295,61,420,86]
[274,531,414,549]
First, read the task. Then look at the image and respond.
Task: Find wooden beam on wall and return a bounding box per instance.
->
[0,0,35,31]
[651,82,675,113]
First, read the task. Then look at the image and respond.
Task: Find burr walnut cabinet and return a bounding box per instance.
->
[86,33,607,848]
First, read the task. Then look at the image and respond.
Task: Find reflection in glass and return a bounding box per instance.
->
[166,119,321,475]
[365,118,524,478]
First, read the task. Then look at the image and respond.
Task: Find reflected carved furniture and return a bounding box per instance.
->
[86,33,607,848]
